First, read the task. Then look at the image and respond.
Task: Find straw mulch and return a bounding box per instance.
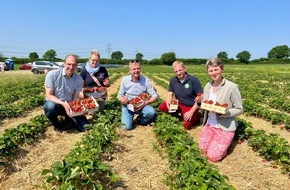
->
[0,75,290,190]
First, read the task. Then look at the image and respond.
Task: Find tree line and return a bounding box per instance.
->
[0,45,289,65]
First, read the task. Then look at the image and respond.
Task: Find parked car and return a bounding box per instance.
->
[19,63,32,70]
[77,63,85,72]
[31,61,61,74]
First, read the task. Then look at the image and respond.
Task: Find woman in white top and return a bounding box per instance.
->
[198,58,243,162]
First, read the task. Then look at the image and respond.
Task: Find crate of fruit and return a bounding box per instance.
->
[68,96,99,117]
[127,93,150,112]
[200,100,229,114]
[169,99,178,112]
[83,86,108,99]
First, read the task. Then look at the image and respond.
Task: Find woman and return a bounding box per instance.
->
[80,50,110,109]
[198,58,243,162]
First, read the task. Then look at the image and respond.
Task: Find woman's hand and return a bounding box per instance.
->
[103,78,110,87]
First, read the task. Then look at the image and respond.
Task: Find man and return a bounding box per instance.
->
[158,61,203,129]
[43,54,89,132]
[117,60,158,130]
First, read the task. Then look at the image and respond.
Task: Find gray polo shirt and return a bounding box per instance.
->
[45,68,83,102]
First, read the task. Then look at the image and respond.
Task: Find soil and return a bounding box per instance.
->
[0,72,290,190]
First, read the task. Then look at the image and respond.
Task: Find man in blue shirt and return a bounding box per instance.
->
[159,61,203,129]
[117,60,158,130]
[43,54,89,132]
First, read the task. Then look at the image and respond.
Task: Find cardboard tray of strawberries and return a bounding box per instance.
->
[83,87,108,99]
[201,100,229,114]
[68,96,99,117]
[169,99,178,113]
[127,93,150,112]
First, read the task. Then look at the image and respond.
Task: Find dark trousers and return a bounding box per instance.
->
[43,100,89,132]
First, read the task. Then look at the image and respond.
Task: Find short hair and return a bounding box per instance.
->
[129,60,140,69]
[172,60,185,69]
[206,58,224,70]
[64,54,78,63]
[89,50,100,59]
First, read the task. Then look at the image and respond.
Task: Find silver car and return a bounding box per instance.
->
[31,61,60,74]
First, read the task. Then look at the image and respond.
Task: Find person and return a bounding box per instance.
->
[197,58,243,162]
[80,50,110,109]
[117,60,158,130]
[158,61,203,129]
[43,54,89,132]
[0,62,5,73]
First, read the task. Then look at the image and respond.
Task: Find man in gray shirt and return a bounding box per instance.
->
[43,54,89,132]
[117,60,158,130]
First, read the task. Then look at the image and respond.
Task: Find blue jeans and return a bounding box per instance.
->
[120,105,156,130]
[43,101,89,132]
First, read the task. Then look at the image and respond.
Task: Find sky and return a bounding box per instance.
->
[1,0,289,60]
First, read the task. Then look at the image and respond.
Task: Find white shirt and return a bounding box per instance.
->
[207,87,220,128]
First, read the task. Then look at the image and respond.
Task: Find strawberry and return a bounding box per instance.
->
[221,103,228,107]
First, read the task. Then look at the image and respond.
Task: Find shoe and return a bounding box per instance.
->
[77,126,86,132]
[136,115,142,125]
[54,126,63,133]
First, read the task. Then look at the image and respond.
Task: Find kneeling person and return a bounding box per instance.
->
[43,54,89,132]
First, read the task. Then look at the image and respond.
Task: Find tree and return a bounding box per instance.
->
[111,51,123,60]
[135,53,143,61]
[267,45,290,59]
[217,51,228,59]
[29,52,39,59]
[43,49,57,60]
[160,52,176,65]
[236,51,251,64]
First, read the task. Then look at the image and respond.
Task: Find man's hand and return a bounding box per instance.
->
[134,100,147,111]
[183,111,193,121]
[119,96,129,105]
[195,93,203,104]
[64,102,72,116]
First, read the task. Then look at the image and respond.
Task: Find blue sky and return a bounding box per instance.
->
[1,0,289,60]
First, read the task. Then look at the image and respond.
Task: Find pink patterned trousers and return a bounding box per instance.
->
[198,123,235,162]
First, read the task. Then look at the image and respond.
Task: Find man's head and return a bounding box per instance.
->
[172,61,186,80]
[64,54,78,76]
[129,60,141,80]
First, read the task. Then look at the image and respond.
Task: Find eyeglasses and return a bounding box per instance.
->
[130,60,139,63]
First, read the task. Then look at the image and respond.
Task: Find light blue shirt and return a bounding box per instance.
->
[118,75,158,101]
[45,68,83,102]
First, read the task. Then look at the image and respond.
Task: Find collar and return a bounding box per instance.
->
[210,77,226,87]
[175,72,189,83]
[62,68,74,78]
[130,75,141,82]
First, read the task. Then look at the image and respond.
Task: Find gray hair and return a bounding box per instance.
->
[206,58,224,70]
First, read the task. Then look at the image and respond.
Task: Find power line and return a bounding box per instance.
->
[106,42,112,59]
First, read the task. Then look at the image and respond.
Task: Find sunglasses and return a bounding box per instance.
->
[130,60,140,63]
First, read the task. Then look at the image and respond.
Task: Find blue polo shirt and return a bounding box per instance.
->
[45,68,83,102]
[168,73,203,107]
